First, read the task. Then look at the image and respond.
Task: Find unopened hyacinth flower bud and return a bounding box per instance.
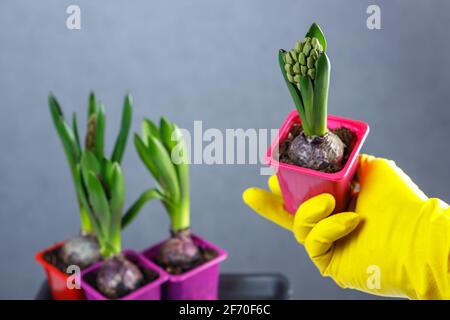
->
[283,36,323,87]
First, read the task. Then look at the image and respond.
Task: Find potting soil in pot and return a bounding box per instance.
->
[279,123,356,173]
[43,246,79,273]
[83,259,160,299]
[155,247,218,275]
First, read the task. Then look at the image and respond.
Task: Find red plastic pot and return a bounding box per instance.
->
[81,250,168,300]
[142,234,228,300]
[266,110,369,214]
[35,241,86,300]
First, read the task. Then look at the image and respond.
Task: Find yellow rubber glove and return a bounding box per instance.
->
[243,155,450,299]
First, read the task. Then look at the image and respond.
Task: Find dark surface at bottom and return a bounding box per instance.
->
[36,273,291,300]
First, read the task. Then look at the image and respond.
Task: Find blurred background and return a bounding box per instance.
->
[1,0,449,299]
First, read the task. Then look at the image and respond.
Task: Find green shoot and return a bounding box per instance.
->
[279,22,330,137]
[74,152,124,258]
[48,92,133,234]
[122,117,190,232]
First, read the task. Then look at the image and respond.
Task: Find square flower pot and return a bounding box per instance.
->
[81,250,168,300]
[35,241,86,300]
[142,234,228,300]
[266,110,369,214]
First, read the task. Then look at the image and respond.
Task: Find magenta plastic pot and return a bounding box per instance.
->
[142,234,228,300]
[266,110,369,214]
[81,249,168,300]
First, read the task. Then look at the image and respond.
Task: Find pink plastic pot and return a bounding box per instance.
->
[35,241,86,300]
[266,110,369,214]
[142,234,228,300]
[81,250,168,300]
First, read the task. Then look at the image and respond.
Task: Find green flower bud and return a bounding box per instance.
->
[284,63,293,75]
[284,35,324,84]
[307,57,315,69]
[299,52,306,65]
[290,50,298,62]
[285,52,293,64]
[85,114,97,151]
[301,65,307,76]
[311,37,320,50]
[302,42,311,55]
[287,73,294,82]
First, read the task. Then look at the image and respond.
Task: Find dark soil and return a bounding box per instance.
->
[43,246,70,273]
[84,256,159,299]
[154,247,218,275]
[279,124,356,173]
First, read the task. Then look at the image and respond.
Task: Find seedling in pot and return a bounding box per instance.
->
[124,117,216,274]
[265,22,369,214]
[47,92,132,269]
[279,23,351,172]
[74,152,159,299]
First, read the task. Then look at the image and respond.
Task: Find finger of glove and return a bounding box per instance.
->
[305,212,360,262]
[293,193,336,244]
[268,175,281,196]
[243,188,293,231]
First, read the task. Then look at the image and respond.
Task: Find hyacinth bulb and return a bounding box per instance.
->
[96,255,143,299]
[59,234,101,269]
[287,129,345,171]
[158,228,200,269]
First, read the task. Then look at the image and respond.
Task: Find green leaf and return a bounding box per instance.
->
[306,22,327,52]
[121,188,163,229]
[111,94,133,163]
[48,95,79,167]
[102,159,115,191]
[85,171,111,241]
[142,118,159,143]
[80,150,101,183]
[278,50,312,135]
[109,164,124,219]
[134,134,158,177]
[171,125,189,196]
[72,112,81,153]
[73,166,103,240]
[95,102,105,160]
[88,92,97,117]
[48,94,64,121]
[160,117,177,152]
[134,133,180,201]
[171,125,190,230]
[299,75,314,130]
[312,52,330,136]
[109,163,124,252]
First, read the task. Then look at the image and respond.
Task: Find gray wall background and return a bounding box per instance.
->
[1,0,449,299]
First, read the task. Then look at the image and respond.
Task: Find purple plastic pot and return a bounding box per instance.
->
[266,110,369,214]
[81,249,168,300]
[142,234,228,300]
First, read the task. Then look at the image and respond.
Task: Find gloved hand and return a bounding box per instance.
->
[243,154,450,299]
